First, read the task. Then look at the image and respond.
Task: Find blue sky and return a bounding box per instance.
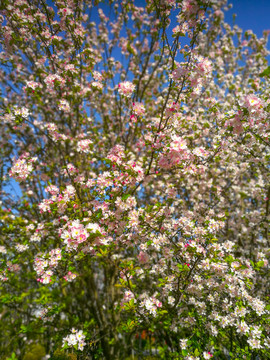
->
[134,0,270,40]
[227,0,270,38]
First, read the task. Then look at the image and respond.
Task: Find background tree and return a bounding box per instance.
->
[0,0,269,359]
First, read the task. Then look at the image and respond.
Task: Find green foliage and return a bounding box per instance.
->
[22,344,46,360]
[52,348,77,360]
[259,66,270,77]
[6,353,18,360]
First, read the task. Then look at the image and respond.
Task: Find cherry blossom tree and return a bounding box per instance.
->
[0,0,270,359]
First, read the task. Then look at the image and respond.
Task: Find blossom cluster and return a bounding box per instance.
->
[34,248,62,284]
[140,294,162,317]
[171,55,212,96]
[77,139,92,153]
[62,329,86,351]
[13,106,30,119]
[159,135,190,169]
[39,184,76,213]
[58,99,71,113]
[9,153,37,182]
[63,271,77,282]
[59,220,102,251]
[118,81,136,97]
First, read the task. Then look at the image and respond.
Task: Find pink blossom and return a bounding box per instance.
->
[59,99,70,113]
[64,271,77,282]
[118,81,136,97]
[245,95,264,114]
[138,251,149,264]
[77,139,92,153]
[133,102,145,116]
[9,153,37,182]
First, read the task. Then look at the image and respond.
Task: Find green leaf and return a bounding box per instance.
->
[7,353,17,360]
[194,349,200,356]
[122,194,130,201]
[256,260,265,268]
[259,66,270,77]
[127,42,136,55]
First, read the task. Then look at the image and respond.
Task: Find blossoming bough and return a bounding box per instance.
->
[0,0,270,359]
